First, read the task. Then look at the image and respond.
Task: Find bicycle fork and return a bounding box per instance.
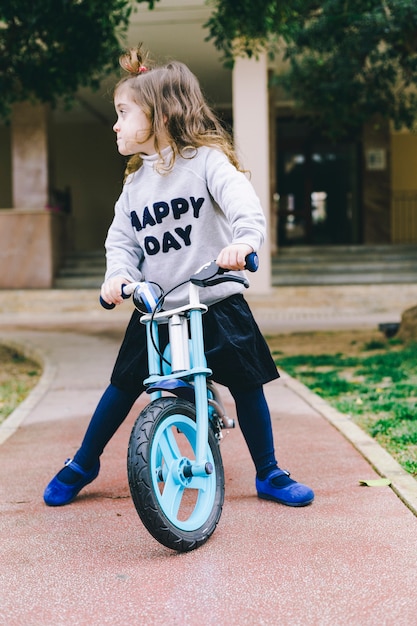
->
[187,308,213,477]
[143,292,214,479]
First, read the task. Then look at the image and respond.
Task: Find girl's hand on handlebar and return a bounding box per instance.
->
[216,244,253,271]
[101,276,131,307]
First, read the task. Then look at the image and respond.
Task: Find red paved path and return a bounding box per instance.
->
[1,286,417,625]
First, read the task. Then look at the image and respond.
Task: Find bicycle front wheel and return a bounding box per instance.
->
[127,397,225,552]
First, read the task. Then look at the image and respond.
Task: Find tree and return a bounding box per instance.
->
[206,0,417,139]
[0,0,155,120]
[205,0,308,66]
[4,1,417,139]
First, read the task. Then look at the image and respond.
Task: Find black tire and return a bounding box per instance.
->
[127,397,225,552]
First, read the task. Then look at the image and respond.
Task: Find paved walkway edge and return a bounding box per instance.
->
[282,373,417,517]
[0,336,57,446]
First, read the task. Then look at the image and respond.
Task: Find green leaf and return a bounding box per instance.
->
[358,478,391,487]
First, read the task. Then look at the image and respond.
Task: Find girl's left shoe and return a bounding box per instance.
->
[256,468,314,507]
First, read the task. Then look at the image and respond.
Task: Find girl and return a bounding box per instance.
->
[44,46,314,508]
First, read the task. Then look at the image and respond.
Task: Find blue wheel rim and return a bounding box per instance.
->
[150,413,217,531]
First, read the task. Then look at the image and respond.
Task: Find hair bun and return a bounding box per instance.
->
[119,45,149,75]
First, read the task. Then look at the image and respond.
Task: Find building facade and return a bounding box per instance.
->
[1,0,416,289]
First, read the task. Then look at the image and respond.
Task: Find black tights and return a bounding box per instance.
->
[62,383,277,481]
[72,384,138,470]
[230,386,277,478]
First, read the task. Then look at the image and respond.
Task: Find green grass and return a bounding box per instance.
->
[274,340,417,477]
[0,347,41,425]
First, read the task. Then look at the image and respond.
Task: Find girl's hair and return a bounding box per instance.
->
[115,45,243,176]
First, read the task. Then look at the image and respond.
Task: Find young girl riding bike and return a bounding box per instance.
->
[44,46,314,509]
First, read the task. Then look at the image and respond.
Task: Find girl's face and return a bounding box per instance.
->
[113,86,155,156]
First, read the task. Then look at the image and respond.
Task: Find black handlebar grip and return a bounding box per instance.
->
[244,252,259,272]
[100,296,115,310]
[99,284,129,310]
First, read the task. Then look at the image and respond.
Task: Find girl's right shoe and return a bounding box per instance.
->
[43,458,100,506]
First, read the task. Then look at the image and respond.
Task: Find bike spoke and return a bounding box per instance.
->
[158,425,183,466]
[188,476,208,491]
[160,470,184,519]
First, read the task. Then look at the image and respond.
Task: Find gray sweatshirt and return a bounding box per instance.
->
[105,146,266,309]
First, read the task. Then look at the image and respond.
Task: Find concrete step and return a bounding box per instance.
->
[58,266,105,277]
[272,244,417,285]
[275,243,417,254]
[272,272,417,286]
[272,260,417,272]
[54,276,104,289]
[60,250,105,268]
[54,250,105,289]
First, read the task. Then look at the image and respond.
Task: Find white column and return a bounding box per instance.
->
[232,53,271,294]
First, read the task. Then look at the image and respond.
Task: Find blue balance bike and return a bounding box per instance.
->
[102,253,258,551]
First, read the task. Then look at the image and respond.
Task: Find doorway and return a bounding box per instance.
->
[276,120,361,246]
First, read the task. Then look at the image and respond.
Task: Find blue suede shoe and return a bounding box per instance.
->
[256,468,314,507]
[43,458,100,507]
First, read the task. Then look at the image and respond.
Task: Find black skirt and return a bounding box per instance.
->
[110,293,279,396]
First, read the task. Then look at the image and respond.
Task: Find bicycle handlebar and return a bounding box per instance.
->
[99,286,131,310]
[100,252,258,310]
[243,251,259,272]
[190,251,258,288]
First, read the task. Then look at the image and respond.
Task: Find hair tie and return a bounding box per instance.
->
[123,63,148,75]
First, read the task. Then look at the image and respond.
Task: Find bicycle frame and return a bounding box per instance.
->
[140,281,214,478]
